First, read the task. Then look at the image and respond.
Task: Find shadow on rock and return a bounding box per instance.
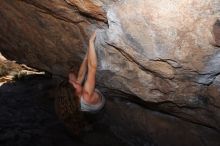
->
[0,74,220,146]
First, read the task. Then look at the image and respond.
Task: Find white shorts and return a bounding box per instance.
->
[80,89,105,113]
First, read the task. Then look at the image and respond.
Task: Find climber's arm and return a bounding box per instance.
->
[77,53,88,84]
[83,31,97,96]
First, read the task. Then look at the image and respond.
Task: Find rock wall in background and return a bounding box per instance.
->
[1,0,220,134]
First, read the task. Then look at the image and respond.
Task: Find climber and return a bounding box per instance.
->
[68,31,105,113]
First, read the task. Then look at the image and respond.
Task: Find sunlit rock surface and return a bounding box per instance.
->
[1,0,220,144]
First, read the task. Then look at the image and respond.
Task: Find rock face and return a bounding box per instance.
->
[1,0,220,139]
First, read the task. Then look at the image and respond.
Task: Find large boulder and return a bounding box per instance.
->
[1,0,220,134]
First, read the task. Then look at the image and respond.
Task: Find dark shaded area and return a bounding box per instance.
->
[100,93,220,146]
[1,74,220,146]
[0,75,126,146]
[215,19,220,26]
[214,19,220,46]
